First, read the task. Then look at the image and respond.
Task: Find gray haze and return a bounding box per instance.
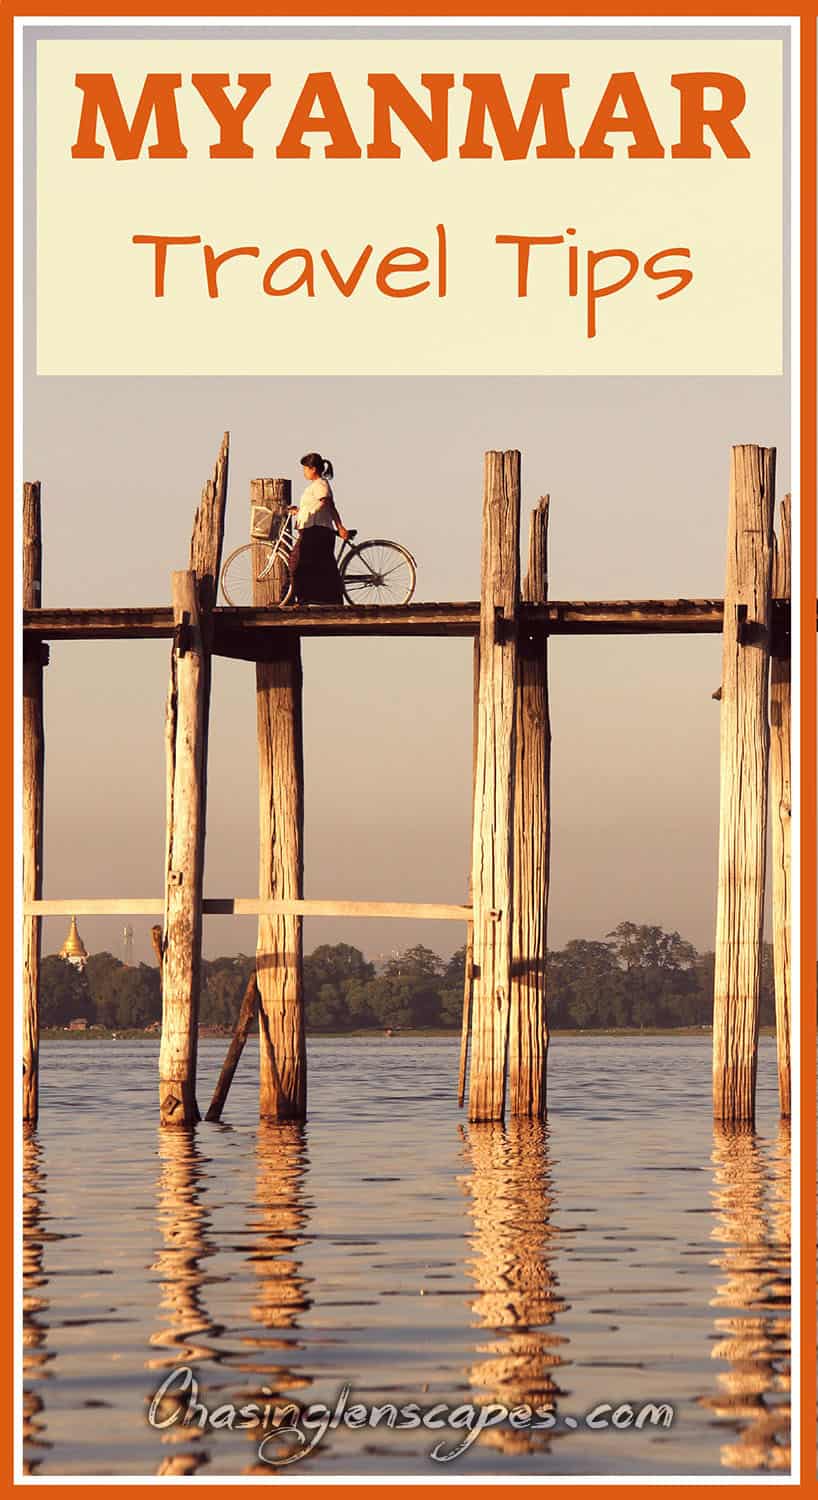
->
[23,374,787,965]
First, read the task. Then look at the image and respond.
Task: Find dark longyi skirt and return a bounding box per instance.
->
[293,524,344,604]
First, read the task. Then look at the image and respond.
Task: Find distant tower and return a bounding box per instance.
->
[122,924,134,966]
[60,915,89,972]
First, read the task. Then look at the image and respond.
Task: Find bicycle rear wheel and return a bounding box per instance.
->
[340,540,416,605]
[221,542,293,606]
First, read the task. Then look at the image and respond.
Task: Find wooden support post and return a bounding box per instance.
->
[159,571,207,1126]
[770,493,791,1118]
[457,638,480,1107]
[713,446,776,1124]
[457,922,474,1108]
[205,973,259,1122]
[23,483,44,1125]
[509,497,551,1117]
[468,452,521,1123]
[189,433,230,616]
[188,432,229,878]
[158,439,227,1127]
[253,479,306,1120]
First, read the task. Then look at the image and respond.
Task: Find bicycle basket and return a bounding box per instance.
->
[250,505,277,540]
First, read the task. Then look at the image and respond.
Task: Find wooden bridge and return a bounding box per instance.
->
[24,598,747,642]
[21,438,792,1130]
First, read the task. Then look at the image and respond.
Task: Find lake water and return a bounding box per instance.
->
[23,1035,791,1477]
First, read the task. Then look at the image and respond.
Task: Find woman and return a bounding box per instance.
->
[288,452,350,605]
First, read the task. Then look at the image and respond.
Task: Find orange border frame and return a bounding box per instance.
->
[4,5,815,1495]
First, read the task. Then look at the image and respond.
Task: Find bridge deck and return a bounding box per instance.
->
[23,597,761,648]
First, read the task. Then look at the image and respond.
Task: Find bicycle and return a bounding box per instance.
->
[220,513,417,607]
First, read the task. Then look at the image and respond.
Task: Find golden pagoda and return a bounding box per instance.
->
[60,915,89,971]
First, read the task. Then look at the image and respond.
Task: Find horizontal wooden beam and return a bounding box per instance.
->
[22,598,796,645]
[218,601,480,640]
[24,606,175,639]
[533,599,724,632]
[22,603,480,640]
[25,897,472,921]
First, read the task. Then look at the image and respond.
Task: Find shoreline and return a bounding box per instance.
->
[42,1025,777,1042]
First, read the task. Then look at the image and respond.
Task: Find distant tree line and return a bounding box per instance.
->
[40,921,778,1033]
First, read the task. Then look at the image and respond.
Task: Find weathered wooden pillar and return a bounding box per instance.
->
[158,438,228,1126]
[253,478,306,1120]
[770,493,791,1118]
[189,432,229,876]
[713,445,776,1123]
[159,571,206,1126]
[457,924,474,1108]
[458,638,480,1107]
[468,451,520,1123]
[23,483,45,1125]
[189,433,230,611]
[509,497,551,1117]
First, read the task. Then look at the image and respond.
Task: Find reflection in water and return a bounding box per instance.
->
[145,1122,314,1475]
[460,1119,568,1455]
[700,1124,790,1471]
[246,1122,313,1345]
[235,1122,313,1474]
[147,1127,221,1475]
[24,1037,794,1476]
[22,1128,52,1474]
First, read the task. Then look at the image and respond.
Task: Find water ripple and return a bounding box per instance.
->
[22,1034,790,1476]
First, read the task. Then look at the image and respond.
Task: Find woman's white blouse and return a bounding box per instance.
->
[296,478,334,530]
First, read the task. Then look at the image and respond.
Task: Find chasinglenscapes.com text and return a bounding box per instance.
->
[148,1368,675,1465]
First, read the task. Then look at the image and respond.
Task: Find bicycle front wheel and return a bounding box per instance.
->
[221,542,293,606]
[340,540,416,605]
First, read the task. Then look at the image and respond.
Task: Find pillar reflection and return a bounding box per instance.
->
[236,1121,314,1474]
[147,1126,221,1474]
[22,1127,52,1474]
[700,1123,790,1472]
[459,1118,568,1455]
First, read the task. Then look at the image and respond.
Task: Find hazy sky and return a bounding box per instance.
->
[23,372,788,963]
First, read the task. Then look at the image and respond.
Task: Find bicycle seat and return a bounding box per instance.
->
[346,528,358,540]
